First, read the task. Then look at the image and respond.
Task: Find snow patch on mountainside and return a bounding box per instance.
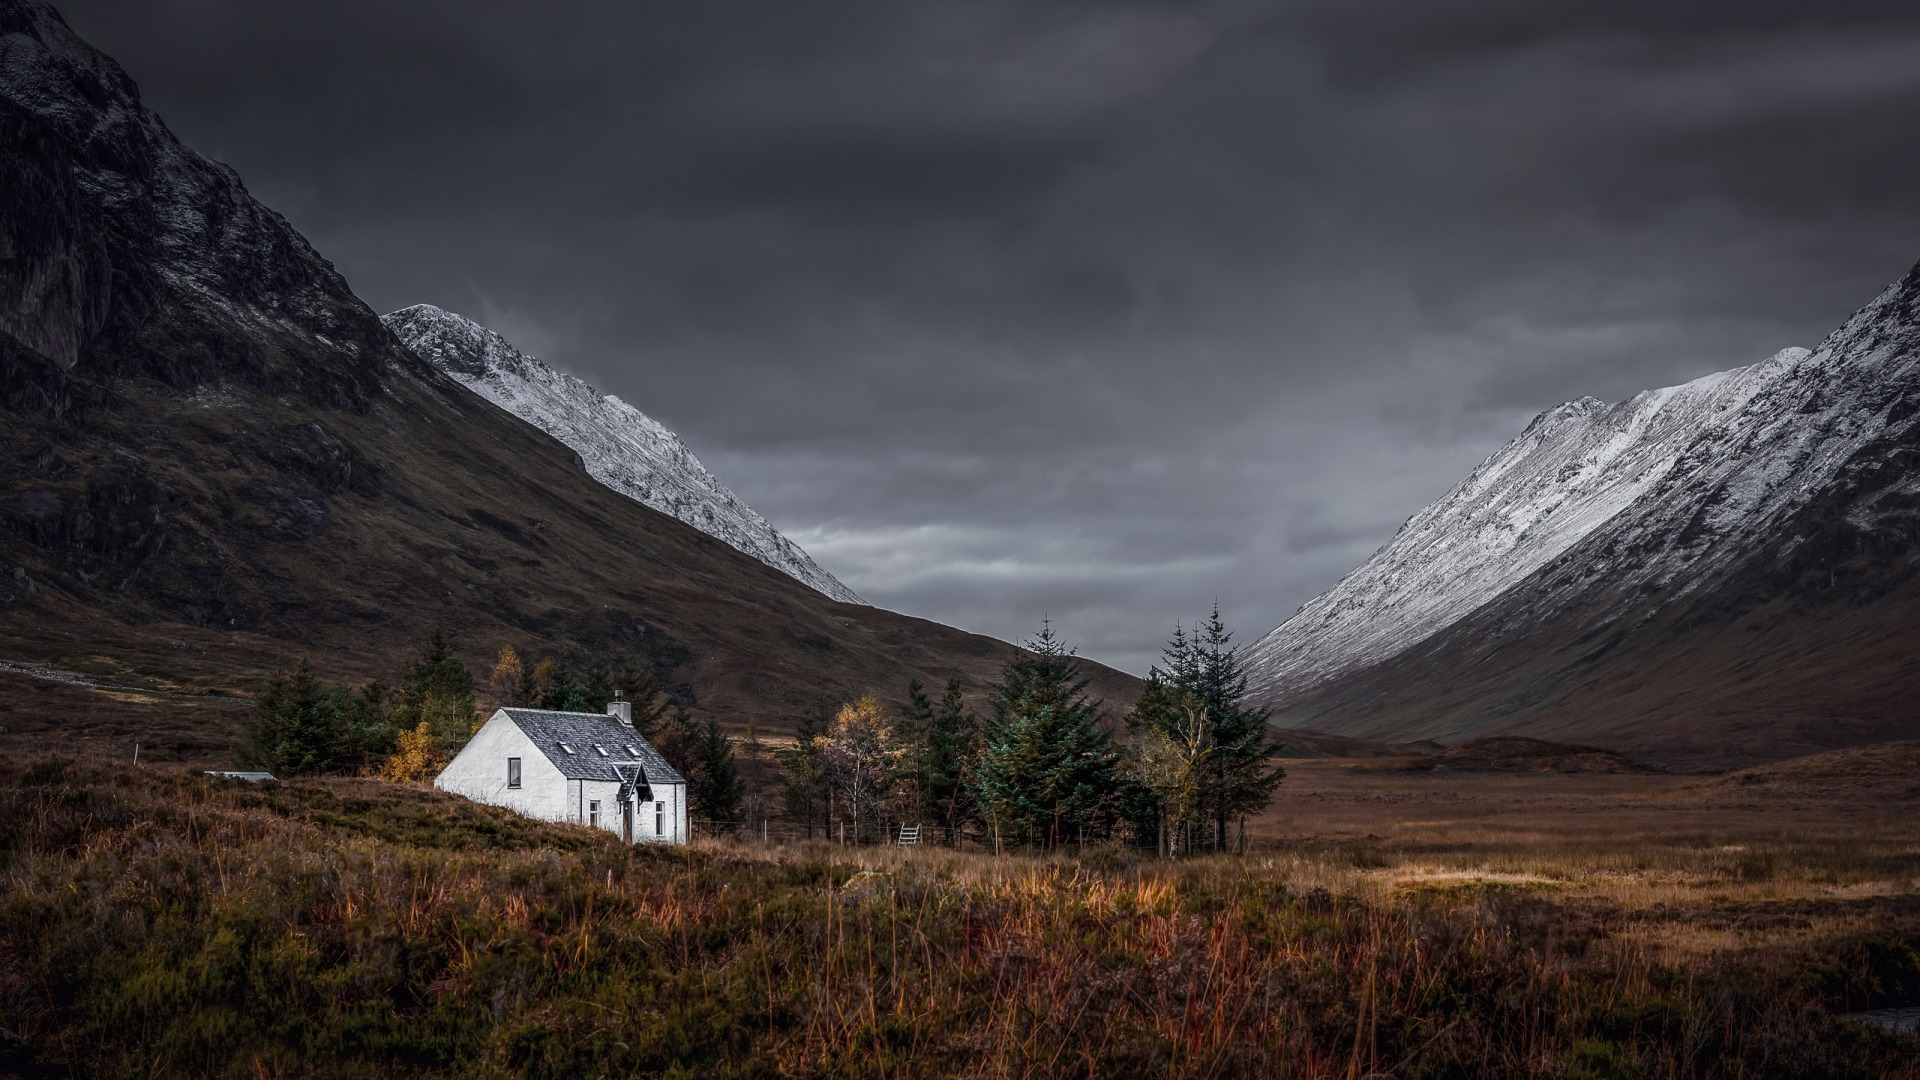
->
[382,305,864,605]
[1245,268,1920,702]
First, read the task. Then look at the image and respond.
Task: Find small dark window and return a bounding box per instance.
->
[655,800,665,835]
[507,757,522,789]
[589,800,600,828]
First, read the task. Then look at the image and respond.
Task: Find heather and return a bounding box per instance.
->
[3,759,1917,1078]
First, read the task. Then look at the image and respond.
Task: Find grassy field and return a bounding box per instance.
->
[3,754,1919,1078]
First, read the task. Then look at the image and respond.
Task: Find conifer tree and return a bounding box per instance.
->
[780,709,831,837]
[690,716,743,826]
[340,679,396,770]
[966,623,1120,849]
[386,632,479,757]
[537,658,586,712]
[651,708,743,826]
[518,655,544,708]
[580,656,615,713]
[240,658,347,776]
[606,658,675,738]
[1136,606,1285,849]
[924,678,978,833]
[897,678,935,818]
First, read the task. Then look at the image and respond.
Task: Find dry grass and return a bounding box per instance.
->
[2,755,1919,1078]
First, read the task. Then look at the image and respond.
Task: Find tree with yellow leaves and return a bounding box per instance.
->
[380,722,446,783]
[816,693,906,843]
[1127,691,1212,858]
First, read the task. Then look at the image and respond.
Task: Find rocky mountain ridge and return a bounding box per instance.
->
[0,0,1141,746]
[383,304,861,605]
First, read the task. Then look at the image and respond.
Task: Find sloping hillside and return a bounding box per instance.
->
[0,0,1138,745]
[382,304,863,605]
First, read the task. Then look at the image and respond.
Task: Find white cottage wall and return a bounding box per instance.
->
[579,778,622,835]
[549,777,684,842]
[436,712,574,823]
[633,780,686,844]
[435,708,692,845]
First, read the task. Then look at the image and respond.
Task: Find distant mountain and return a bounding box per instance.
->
[1247,263,1920,767]
[0,0,1140,738]
[383,305,861,604]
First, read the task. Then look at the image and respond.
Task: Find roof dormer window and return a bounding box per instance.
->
[593,744,608,757]
[558,742,575,755]
[625,745,638,756]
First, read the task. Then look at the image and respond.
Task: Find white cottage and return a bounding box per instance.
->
[435,697,689,844]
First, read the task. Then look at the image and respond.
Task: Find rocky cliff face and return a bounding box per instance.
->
[0,0,1139,730]
[1246,262,1920,765]
[383,305,861,605]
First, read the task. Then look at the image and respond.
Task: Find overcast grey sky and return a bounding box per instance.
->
[57,0,1920,672]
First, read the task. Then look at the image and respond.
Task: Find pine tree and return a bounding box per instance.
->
[386,632,479,758]
[518,655,544,708]
[897,678,935,819]
[606,658,674,739]
[648,708,743,827]
[924,678,978,834]
[537,659,586,712]
[780,709,831,838]
[966,623,1121,849]
[1137,606,1285,849]
[240,659,346,776]
[580,656,615,713]
[690,717,743,826]
[339,679,396,771]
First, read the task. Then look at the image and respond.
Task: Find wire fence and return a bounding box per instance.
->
[686,818,1254,856]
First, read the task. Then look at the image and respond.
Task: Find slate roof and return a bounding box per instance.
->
[497,708,687,785]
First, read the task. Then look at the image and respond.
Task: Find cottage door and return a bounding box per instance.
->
[622,797,634,844]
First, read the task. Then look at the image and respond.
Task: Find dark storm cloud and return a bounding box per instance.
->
[51,0,1920,671]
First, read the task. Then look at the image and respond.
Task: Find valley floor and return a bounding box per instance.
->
[2,754,1918,1078]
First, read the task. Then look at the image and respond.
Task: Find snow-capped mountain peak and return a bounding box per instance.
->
[382,304,864,605]
[1245,262,1920,703]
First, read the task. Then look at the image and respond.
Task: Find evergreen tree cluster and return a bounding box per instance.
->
[238,632,479,779]
[238,659,392,777]
[1125,606,1287,853]
[781,610,1281,853]
[969,623,1121,847]
[239,614,1278,855]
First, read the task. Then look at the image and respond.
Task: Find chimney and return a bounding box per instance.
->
[607,689,632,726]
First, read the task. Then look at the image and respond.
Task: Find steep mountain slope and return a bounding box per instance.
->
[1248,263,1920,767]
[381,304,861,604]
[0,0,1138,753]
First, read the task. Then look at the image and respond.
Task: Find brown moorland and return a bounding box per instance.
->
[3,746,1919,1077]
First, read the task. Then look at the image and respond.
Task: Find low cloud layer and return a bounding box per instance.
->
[58,0,1920,672]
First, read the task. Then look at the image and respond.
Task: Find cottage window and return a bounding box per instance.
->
[506,757,521,789]
[655,800,665,835]
[589,800,600,828]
